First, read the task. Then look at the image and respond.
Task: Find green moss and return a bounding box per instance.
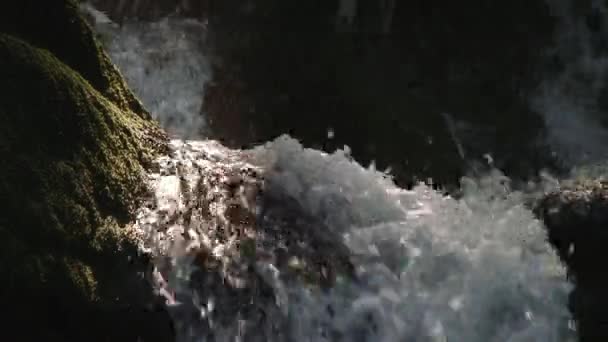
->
[0,32,168,340]
[62,257,99,301]
[0,0,150,118]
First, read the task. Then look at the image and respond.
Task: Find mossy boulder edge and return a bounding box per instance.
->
[0,0,151,119]
[0,1,173,340]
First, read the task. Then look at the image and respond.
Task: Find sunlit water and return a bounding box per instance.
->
[79,2,608,340]
[248,137,573,341]
[132,137,573,342]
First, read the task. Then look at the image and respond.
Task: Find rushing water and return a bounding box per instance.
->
[132,136,573,341]
[85,4,211,139]
[250,137,574,341]
[80,2,608,341]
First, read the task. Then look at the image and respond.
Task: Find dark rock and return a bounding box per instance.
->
[535,180,608,341]
[87,0,211,23]
[201,0,559,188]
[83,0,561,187]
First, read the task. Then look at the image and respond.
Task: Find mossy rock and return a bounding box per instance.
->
[0,18,172,342]
[0,0,150,119]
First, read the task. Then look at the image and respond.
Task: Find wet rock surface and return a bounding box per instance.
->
[535,180,608,340]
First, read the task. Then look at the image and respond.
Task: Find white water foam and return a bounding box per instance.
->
[134,136,573,341]
[83,3,576,340]
[248,136,573,341]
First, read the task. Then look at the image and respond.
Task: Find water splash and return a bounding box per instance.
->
[441,112,466,160]
[84,3,575,340]
[250,136,573,341]
[133,136,573,341]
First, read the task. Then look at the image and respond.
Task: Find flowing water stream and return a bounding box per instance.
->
[82,2,608,340]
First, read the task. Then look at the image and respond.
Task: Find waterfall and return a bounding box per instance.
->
[84,4,212,139]
[81,2,602,340]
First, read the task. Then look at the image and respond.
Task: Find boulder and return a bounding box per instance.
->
[0,1,173,340]
[0,0,153,119]
[535,179,608,341]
